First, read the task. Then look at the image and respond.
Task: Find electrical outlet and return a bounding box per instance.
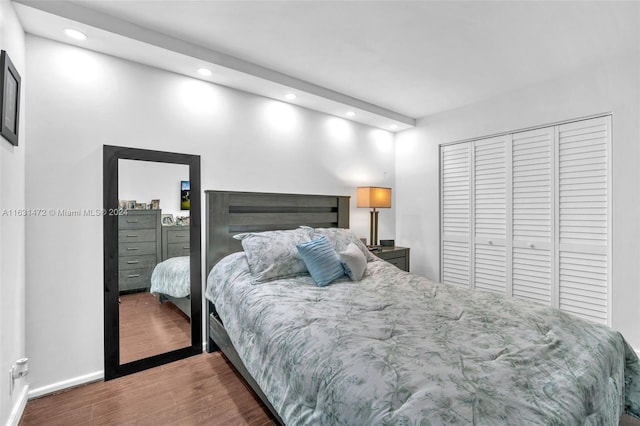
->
[8,358,28,395]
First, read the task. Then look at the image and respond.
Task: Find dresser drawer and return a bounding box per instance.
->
[118,228,157,243]
[167,243,190,258]
[167,229,190,243]
[384,257,407,270]
[119,214,158,230]
[119,254,157,271]
[118,267,153,291]
[119,241,157,257]
[376,247,410,272]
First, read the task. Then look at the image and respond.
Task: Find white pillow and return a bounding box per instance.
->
[339,242,367,281]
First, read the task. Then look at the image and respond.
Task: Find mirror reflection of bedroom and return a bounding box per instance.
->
[117,159,191,364]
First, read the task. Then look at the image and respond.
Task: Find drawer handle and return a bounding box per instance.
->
[183,246,189,249]
[127,247,139,251]
[127,260,139,264]
[175,235,187,238]
[128,274,140,278]
[126,234,138,238]
[126,219,139,223]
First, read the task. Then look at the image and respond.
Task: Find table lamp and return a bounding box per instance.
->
[357,186,391,247]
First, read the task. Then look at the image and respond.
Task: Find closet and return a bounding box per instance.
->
[440,115,610,324]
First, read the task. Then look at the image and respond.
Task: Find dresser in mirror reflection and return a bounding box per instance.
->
[118,210,161,292]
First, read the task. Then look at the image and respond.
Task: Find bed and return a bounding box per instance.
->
[204,190,640,425]
[150,255,191,317]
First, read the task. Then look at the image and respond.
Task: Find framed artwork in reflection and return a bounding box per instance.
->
[181,180,190,210]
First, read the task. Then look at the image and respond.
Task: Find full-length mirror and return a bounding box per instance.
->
[118,160,191,364]
[104,146,201,380]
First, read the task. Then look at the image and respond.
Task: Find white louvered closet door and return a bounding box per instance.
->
[440,115,610,324]
[511,127,554,305]
[474,136,508,294]
[557,116,610,324]
[441,143,472,288]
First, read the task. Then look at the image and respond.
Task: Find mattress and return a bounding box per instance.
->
[206,252,640,425]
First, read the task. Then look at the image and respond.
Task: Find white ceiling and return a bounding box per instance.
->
[13,0,640,131]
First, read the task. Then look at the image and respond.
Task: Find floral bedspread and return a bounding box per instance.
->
[150,256,190,298]
[206,253,640,425]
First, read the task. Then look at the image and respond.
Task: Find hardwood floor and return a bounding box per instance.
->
[119,292,191,364]
[621,415,640,426]
[19,352,275,426]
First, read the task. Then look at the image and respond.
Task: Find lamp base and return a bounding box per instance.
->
[369,209,379,247]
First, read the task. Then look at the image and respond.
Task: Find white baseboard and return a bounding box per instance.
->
[6,384,29,426]
[28,370,103,399]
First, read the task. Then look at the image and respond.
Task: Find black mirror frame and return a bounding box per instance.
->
[103,145,202,380]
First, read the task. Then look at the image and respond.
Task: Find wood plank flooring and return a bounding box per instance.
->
[19,352,275,426]
[119,292,191,364]
[622,416,640,426]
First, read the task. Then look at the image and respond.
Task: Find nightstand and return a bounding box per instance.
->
[161,225,190,260]
[374,246,410,272]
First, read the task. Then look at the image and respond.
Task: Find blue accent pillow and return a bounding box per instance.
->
[296,236,345,287]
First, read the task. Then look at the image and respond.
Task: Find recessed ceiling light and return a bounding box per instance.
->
[346,111,355,117]
[197,68,212,77]
[390,124,398,130]
[285,93,296,100]
[63,28,87,41]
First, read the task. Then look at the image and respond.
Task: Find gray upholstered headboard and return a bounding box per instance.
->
[205,190,350,275]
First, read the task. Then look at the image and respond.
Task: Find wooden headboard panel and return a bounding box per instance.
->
[205,191,350,274]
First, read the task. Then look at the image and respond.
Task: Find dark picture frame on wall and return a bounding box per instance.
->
[0,50,21,146]
[181,180,190,210]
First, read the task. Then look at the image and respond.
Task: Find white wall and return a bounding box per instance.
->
[0,0,27,424]
[396,52,640,349]
[24,35,395,395]
[119,159,189,218]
